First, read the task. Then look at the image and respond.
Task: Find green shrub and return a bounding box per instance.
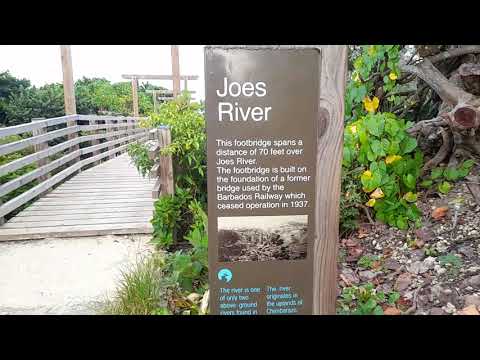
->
[140,93,207,247]
[343,113,423,230]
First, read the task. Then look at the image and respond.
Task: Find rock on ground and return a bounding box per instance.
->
[0,235,153,315]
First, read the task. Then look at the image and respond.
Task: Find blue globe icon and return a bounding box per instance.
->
[217,268,233,283]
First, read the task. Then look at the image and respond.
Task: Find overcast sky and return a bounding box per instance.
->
[0,45,206,100]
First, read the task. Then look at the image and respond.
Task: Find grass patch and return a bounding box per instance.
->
[101,254,169,315]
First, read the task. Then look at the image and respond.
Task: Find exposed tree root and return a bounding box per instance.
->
[422,128,452,174]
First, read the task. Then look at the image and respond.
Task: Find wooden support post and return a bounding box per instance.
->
[131,78,139,117]
[106,119,114,160]
[152,127,174,198]
[313,45,348,315]
[60,45,80,169]
[171,45,181,97]
[32,118,50,183]
[89,118,100,165]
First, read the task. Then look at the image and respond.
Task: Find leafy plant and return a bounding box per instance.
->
[343,112,423,230]
[357,255,381,269]
[438,253,462,268]
[421,160,475,194]
[342,45,424,231]
[151,187,193,249]
[337,283,400,315]
[346,45,402,122]
[127,142,154,177]
[140,92,206,204]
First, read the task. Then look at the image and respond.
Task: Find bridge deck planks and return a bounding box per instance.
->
[0,154,156,241]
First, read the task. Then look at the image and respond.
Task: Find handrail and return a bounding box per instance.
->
[0,114,150,221]
[0,115,78,138]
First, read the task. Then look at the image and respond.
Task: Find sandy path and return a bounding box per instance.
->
[0,235,153,315]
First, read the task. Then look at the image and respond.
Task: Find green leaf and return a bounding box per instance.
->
[402,173,416,190]
[438,181,452,194]
[400,137,417,154]
[403,192,418,203]
[420,180,433,188]
[443,167,460,181]
[364,114,384,137]
[388,292,400,305]
[373,305,384,315]
[430,168,444,180]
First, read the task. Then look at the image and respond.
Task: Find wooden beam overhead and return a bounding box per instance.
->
[121,74,199,80]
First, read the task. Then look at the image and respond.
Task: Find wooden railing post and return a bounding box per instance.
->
[89,118,100,165]
[158,126,174,196]
[32,118,50,183]
[106,118,114,160]
[151,126,174,198]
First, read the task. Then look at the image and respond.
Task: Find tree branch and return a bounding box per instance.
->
[428,46,480,63]
[400,59,473,106]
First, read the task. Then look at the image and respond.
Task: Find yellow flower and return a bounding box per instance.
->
[385,155,402,164]
[362,170,373,179]
[349,125,357,134]
[363,96,380,113]
[366,198,376,207]
[389,72,398,81]
[370,188,385,199]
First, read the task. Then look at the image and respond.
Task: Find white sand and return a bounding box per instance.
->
[0,234,153,315]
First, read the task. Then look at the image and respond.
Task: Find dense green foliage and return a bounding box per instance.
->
[138,93,207,247]
[343,113,423,230]
[341,45,424,231]
[0,74,160,126]
[0,71,31,126]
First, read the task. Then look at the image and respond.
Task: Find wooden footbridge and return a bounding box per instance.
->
[0,115,172,241]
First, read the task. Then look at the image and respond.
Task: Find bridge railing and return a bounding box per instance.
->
[0,114,149,222]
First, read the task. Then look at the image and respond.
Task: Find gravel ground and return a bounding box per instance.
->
[338,177,480,315]
[0,234,153,315]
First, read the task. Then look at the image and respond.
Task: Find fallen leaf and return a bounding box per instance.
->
[456,305,480,315]
[357,226,369,239]
[396,297,412,310]
[432,206,449,220]
[383,306,401,315]
[372,260,382,269]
